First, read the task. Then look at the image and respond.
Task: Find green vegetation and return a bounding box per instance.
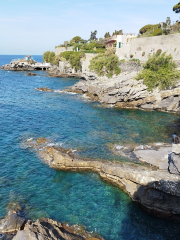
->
[89,30,98,41]
[129,58,140,65]
[139,24,160,35]
[89,49,121,78]
[112,30,123,36]
[43,51,56,64]
[152,28,163,36]
[173,2,180,13]
[104,32,111,38]
[59,51,85,71]
[136,52,180,90]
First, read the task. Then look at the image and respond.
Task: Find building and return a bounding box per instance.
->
[104,35,117,48]
[115,33,180,61]
[25,55,33,60]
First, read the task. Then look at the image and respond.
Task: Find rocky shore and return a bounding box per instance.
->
[47,65,80,78]
[43,61,180,112]
[25,137,180,221]
[1,61,35,71]
[0,203,103,240]
[69,68,180,112]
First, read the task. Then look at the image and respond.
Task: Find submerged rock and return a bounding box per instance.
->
[36,137,47,144]
[28,138,180,220]
[36,87,53,92]
[26,72,37,76]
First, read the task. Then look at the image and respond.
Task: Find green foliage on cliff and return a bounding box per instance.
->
[136,52,180,90]
[59,51,85,71]
[152,28,163,36]
[89,50,121,78]
[173,2,180,13]
[139,24,160,35]
[43,51,56,64]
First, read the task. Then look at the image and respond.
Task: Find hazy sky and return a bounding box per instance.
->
[0,0,179,55]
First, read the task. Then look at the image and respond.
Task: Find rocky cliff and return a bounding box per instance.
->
[69,62,180,112]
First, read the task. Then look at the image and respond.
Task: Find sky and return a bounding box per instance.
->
[0,0,179,55]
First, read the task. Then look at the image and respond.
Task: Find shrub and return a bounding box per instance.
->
[89,51,121,78]
[43,51,56,64]
[156,49,162,55]
[130,54,134,58]
[129,58,140,65]
[153,28,162,36]
[139,24,160,35]
[136,52,180,91]
[142,52,145,56]
[59,51,85,71]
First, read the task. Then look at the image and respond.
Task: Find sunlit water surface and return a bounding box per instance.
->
[0,55,180,240]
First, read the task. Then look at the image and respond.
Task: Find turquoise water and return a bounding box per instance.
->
[1,55,180,239]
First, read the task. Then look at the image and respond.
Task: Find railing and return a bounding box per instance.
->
[104,35,117,43]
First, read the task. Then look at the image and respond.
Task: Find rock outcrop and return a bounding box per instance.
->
[26,72,37,76]
[47,65,80,78]
[36,87,54,92]
[1,61,35,71]
[0,204,25,237]
[0,203,103,240]
[12,218,103,240]
[69,64,180,112]
[26,138,180,220]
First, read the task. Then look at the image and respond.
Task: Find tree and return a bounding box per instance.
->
[71,36,83,44]
[136,52,180,90]
[173,2,180,13]
[43,51,50,62]
[104,32,111,38]
[48,52,55,64]
[89,30,98,41]
[112,30,123,36]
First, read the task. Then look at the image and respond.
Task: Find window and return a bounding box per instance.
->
[119,42,121,48]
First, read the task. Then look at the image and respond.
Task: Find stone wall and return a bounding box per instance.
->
[81,53,97,73]
[116,33,180,61]
[55,46,74,55]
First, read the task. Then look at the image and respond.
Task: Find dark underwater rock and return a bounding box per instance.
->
[26,72,37,76]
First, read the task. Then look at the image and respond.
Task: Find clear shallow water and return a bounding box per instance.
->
[1,55,180,239]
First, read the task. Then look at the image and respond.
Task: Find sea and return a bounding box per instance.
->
[0,55,180,240]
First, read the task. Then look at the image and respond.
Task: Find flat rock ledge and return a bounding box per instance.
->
[69,70,180,112]
[26,138,180,221]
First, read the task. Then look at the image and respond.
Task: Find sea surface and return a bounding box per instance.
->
[0,55,180,239]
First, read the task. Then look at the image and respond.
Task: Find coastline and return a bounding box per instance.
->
[26,138,180,221]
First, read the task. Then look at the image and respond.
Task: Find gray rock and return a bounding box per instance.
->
[0,207,25,234]
[12,231,27,240]
[28,139,180,220]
